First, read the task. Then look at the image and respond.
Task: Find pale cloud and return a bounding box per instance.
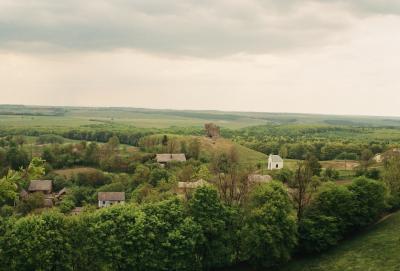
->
[0,1,400,116]
[0,0,360,56]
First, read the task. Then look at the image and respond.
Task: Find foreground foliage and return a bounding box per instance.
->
[280,211,400,271]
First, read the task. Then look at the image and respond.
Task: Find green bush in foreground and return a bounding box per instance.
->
[299,178,386,254]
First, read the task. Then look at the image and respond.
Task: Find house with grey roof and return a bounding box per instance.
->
[268,154,284,170]
[28,180,53,194]
[156,153,186,166]
[98,192,125,208]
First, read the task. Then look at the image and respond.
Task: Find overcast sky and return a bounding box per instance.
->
[1,0,400,116]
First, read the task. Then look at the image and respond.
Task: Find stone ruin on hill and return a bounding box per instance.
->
[205,123,220,139]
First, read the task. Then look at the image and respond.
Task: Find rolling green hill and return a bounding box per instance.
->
[279,211,400,271]
[140,134,267,166]
[2,104,400,130]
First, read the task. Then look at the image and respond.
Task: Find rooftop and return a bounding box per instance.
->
[269,155,283,163]
[28,180,52,192]
[98,192,125,201]
[156,153,187,163]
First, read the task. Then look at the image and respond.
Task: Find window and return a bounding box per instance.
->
[276,164,279,168]
[102,201,105,205]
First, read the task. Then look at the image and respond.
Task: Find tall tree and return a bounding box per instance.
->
[382,156,400,208]
[241,182,297,269]
[288,161,320,220]
[188,186,238,269]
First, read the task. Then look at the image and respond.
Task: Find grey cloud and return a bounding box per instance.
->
[0,0,397,56]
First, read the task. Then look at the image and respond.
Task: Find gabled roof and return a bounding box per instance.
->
[98,192,125,201]
[156,153,187,163]
[178,179,208,189]
[269,155,283,163]
[56,187,68,198]
[28,180,52,192]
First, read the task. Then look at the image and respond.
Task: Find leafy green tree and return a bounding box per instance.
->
[16,192,45,215]
[141,199,203,270]
[58,198,75,214]
[0,176,18,206]
[348,177,386,227]
[279,145,288,159]
[84,142,100,166]
[274,168,294,183]
[188,186,238,269]
[288,162,319,220]
[298,214,341,253]
[322,167,340,181]
[382,156,400,209]
[305,154,322,176]
[6,146,29,170]
[107,135,120,152]
[161,135,168,146]
[241,182,297,269]
[0,212,73,271]
[298,181,361,253]
[188,138,201,160]
[149,168,170,186]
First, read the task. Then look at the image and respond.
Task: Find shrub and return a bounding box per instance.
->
[348,177,386,228]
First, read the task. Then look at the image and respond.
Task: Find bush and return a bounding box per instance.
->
[73,170,111,187]
[36,134,65,144]
[16,192,45,215]
[348,177,386,228]
[0,212,73,270]
[299,178,386,253]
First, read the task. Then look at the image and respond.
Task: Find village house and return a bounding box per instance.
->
[268,154,284,170]
[27,180,54,207]
[98,192,125,208]
[156,153,186,167]
[28,180,53,194]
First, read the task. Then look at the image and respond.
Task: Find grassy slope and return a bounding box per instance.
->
[198,137,267,166]
[279,211,400,271]
[145,134,267,166]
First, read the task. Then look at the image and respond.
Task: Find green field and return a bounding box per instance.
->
[2,105,400,130]
[279,212,400,271]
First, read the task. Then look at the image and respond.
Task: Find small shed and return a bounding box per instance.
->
[98,192,125,208]
[268,155,284,170]
[28,180,53,194]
